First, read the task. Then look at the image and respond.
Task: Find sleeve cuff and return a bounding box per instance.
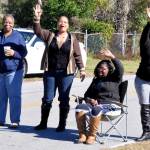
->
[33,16,40,23]
[80,68,85,71]
[33,20,40,23]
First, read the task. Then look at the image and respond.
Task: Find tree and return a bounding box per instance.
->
[114,0,130,33]
[94,0,115,23]
[5,0,98,29]
[3,0,115,40]
[41,0,80,30]
[6,0,34,27]
[128,0,147,32]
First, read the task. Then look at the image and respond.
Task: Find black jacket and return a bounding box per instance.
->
[136,22,150,81]
[84,58,124,104]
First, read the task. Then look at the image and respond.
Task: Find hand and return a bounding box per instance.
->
[98,49,115,59]
[33,4,42,19]
[147,7,150,18]
[86,98,98,106]
[80,70,86,82]
[36,0,42,6]
[5,49,15,56]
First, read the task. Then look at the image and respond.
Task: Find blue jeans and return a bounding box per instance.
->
[42,71,74,108]
[0,69,23,123]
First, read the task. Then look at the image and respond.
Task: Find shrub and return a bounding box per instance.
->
[81,18,114,40]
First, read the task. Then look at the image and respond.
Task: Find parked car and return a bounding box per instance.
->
[14,28,45,75]
[15,28,86,76]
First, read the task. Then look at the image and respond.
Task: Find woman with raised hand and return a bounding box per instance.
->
[75,49,124,144]
[33,3,86,132]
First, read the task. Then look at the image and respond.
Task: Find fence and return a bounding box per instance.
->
[73,31,141,58]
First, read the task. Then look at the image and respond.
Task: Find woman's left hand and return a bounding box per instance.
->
[5,49,15,56]
[80,70,86,82]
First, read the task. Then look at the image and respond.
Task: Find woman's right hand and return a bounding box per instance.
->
[86,98,98,106]
[33,4,42,19]
[99,49,115,59]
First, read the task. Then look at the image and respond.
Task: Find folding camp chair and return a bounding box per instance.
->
[73,80,128,144]
[96,80,128,143]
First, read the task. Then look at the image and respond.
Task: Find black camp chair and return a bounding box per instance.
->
[96,80,128,143]
[73,80,128,144]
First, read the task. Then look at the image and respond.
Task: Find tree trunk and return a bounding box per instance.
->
[115,0,130,33]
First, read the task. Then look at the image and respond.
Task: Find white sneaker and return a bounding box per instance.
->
[9,123,19,128]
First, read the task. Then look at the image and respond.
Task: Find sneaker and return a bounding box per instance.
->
[9,123,19,129]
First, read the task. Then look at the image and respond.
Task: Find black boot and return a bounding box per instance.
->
[136,104,150,141]
[56,107,69,132]
[34,102,52,130]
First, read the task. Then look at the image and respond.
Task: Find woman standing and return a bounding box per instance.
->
[33,4,86,132]
[134,5,150,141]
[0,14,27,128]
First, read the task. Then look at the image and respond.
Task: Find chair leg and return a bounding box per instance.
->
[103,114,127,142]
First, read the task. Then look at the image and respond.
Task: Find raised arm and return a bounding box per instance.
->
[98,49,124,81]
[33,4,51,42]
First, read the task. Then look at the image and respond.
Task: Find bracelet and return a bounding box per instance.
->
[33,16,41,22]
[33,20,40,23]
[80,68,85,72]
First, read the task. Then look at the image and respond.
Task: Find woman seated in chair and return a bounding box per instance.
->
[75,49,124,144]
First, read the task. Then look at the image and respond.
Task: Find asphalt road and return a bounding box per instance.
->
[0,75,142,150]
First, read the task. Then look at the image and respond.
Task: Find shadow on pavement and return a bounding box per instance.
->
[104,134,137,140]
[0,125,78,142]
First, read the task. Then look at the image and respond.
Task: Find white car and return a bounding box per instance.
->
[15,28,45,75]
[15,28,86,75]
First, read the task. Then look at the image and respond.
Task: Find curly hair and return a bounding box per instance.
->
[94,60,114,78]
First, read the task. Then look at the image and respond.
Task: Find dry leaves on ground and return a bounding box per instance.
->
[111,141,150,150]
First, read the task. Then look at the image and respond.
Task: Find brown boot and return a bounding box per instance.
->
[75,111,87,143]
[86,115,101,144]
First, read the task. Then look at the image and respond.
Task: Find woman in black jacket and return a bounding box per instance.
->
[134,5,150,141]
[33,3,86,132]
[75,50,124,144]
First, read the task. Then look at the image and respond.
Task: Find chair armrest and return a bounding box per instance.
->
[110,100,127,107]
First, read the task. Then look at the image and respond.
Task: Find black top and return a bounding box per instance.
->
[48,32,70,71]
[136,22,150,81]
[84,58,124,104]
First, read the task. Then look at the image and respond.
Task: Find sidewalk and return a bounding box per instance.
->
[0,75,141,150]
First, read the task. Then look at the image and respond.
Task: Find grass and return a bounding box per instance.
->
[85,54,140,75]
